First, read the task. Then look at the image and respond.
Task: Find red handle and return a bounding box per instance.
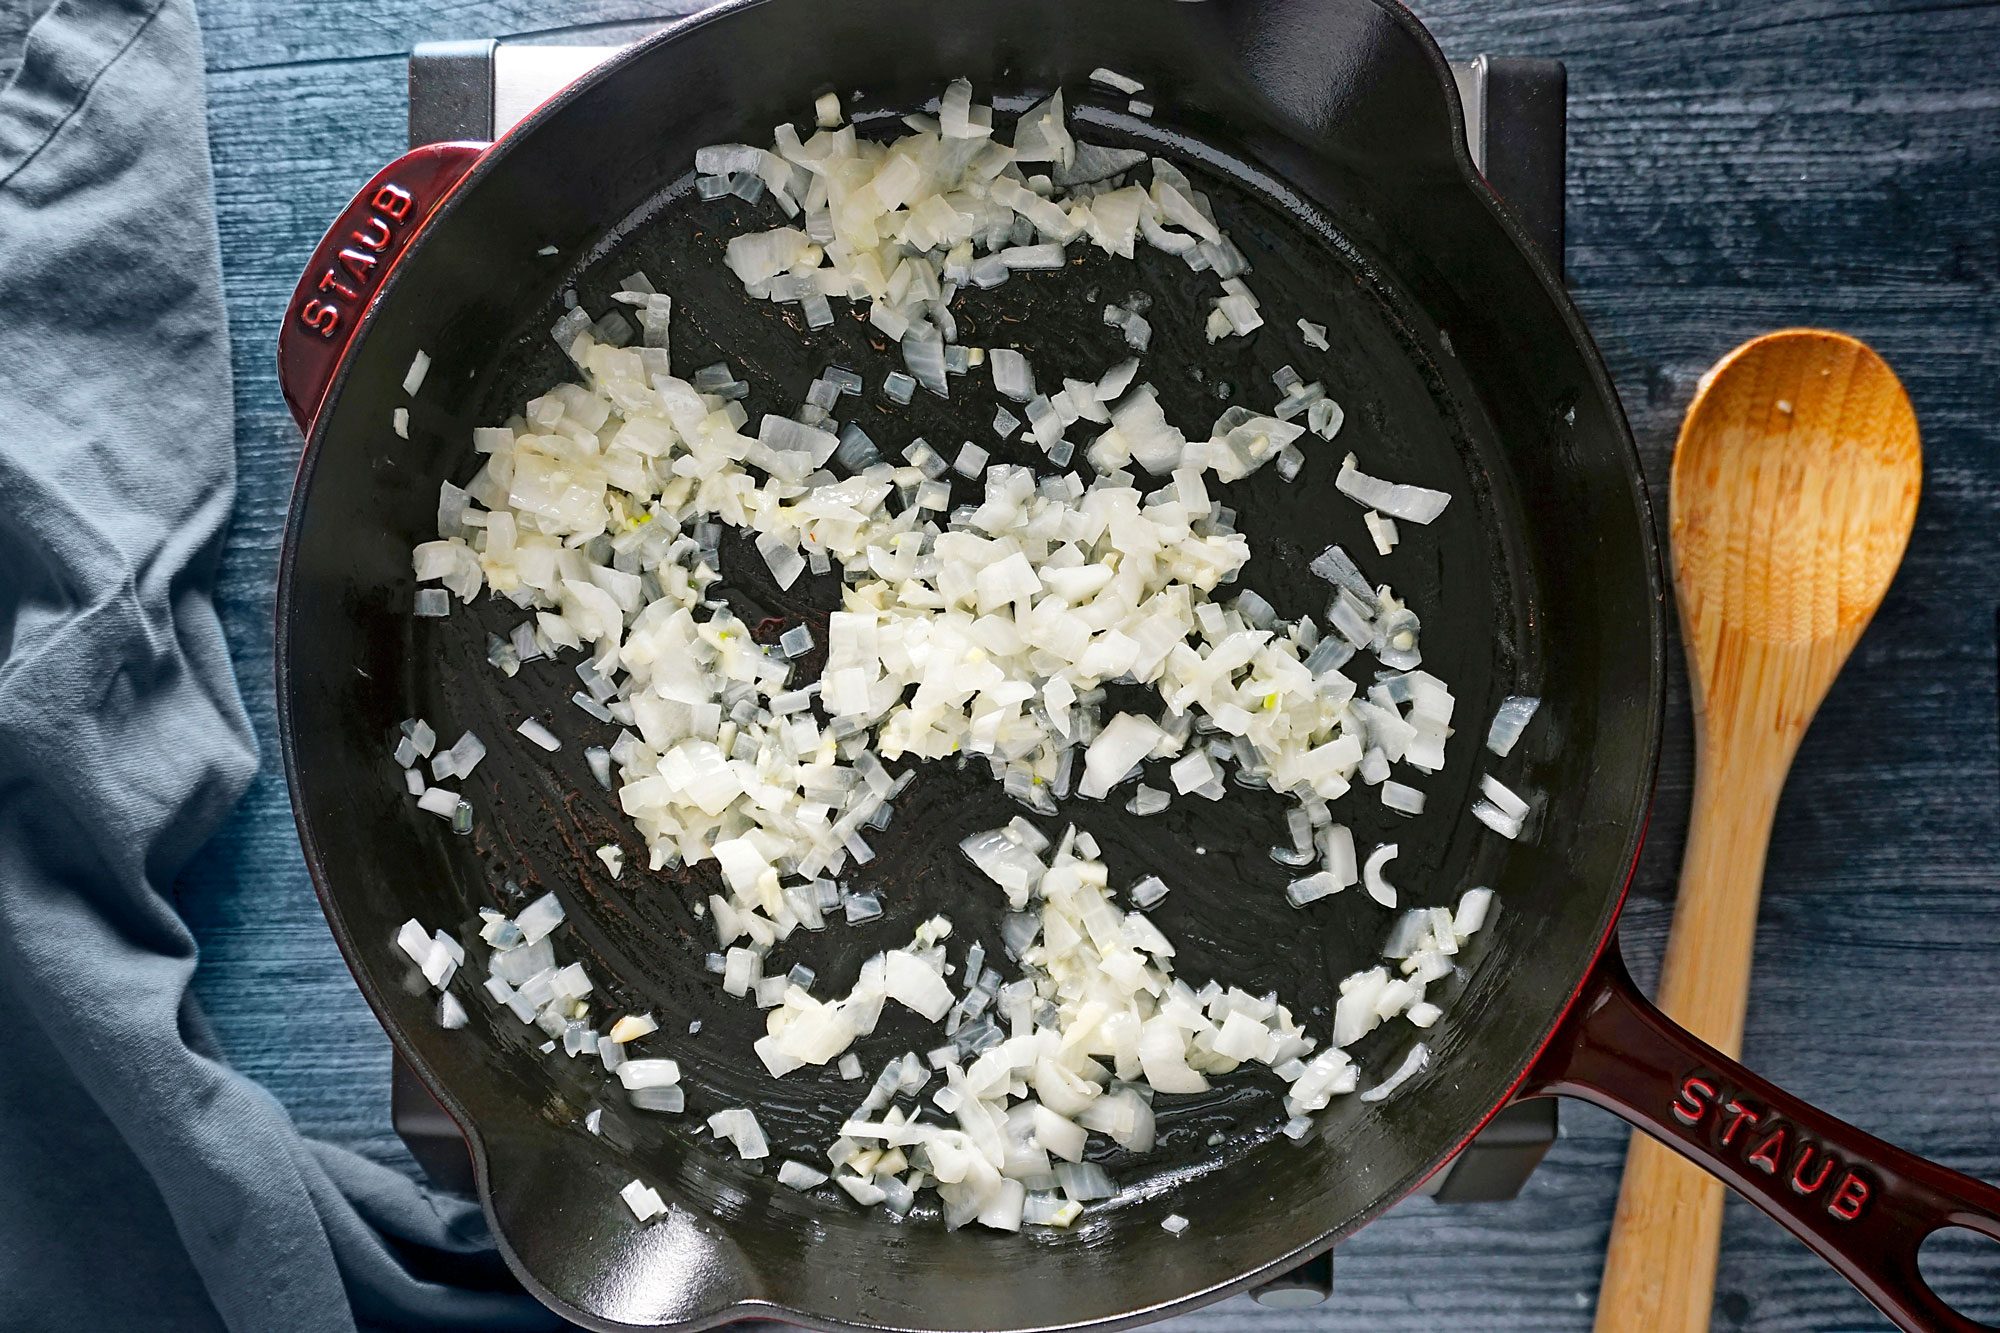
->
[277,141,486,435]
[1524,950,2000,1332]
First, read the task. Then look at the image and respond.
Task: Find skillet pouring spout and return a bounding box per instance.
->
[1523,952,2000,1333]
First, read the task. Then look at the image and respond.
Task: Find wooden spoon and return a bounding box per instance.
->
[1592,330,1921,1333]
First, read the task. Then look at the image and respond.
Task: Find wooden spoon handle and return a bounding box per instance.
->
[1593,745,1787,1333]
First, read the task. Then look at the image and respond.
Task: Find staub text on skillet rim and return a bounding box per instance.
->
[274,2,2000,1330]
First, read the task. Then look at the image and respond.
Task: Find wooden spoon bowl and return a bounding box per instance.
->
[1673,330,1923,732]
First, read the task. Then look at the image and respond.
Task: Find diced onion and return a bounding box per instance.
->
[1486,695,1541,756]
[1479,773,1529,822]
[1364,510,1399,555]
[1286,871,1346,908]
[1380,781,1424,815]
[1455,888,1496,938]
[1090,67,1145,95]
[412,79,1490,1235]
[620,1179,667,1221]
[1307,544,1376,601]
[416,786,459,818]
[1335,454,1451,524]
[779,1160,829,1190]
[1361,844,1400,908]
[990,348,1035,402]
[618,1058,682,1090]
[1359,1043,1430,1103]
[1471,799,1524,840]
[707,1107,771,1159]
[1078,713,1164,799]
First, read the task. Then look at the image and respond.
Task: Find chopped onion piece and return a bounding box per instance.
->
[394,919,432,968]
[779,1160,829,1190]
[1479,773,1530,822]
[416,786,460,818]
[1486,695,1541,756]
[1307,544,1375,601]
[1090,67,1145,94]
[708,1107,771,1159]
[902,322,949,398]
[1286,871,1346,908]
[1381,781,1425,815]
[1361,844,1399,908]
[1364,510,1399,555]
[1308,398,1344,439]
[630,1085,685,1113]
[1471,799,1524,840]
[515,891,565,945]
[1011,90,1074,168]
[1168,750,1218,795]
[990,348,1035,402]
[1360,1043,1430,1103]
[609,1013,658,1044]
[756,533,806,589]
[722,947,762,997]
[620,1179,667,1221]
[1335,454,1451,524]
[884,949,954,1020]
[1096,357,1139,400]
[1056,1161,1116,1202]
[1078,712,1164,799]
[402,350,431,396]
[1454,887,1495,938]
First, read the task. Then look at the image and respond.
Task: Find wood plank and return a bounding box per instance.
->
[193,1,692,74]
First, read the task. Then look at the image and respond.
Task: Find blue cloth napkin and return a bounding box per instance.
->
[0,2,562,1328]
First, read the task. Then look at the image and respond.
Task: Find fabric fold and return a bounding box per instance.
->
[0,2,560,1329]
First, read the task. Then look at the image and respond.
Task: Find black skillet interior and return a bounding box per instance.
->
[278,0,1661,1328]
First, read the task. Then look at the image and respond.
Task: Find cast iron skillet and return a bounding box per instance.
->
[274,1,2000,1329]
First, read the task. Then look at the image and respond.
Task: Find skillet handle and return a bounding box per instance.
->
[276,141,486,435]
[1521,951,2000,1332]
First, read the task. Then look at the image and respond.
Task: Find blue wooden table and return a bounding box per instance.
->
[175,1,2000,1328]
